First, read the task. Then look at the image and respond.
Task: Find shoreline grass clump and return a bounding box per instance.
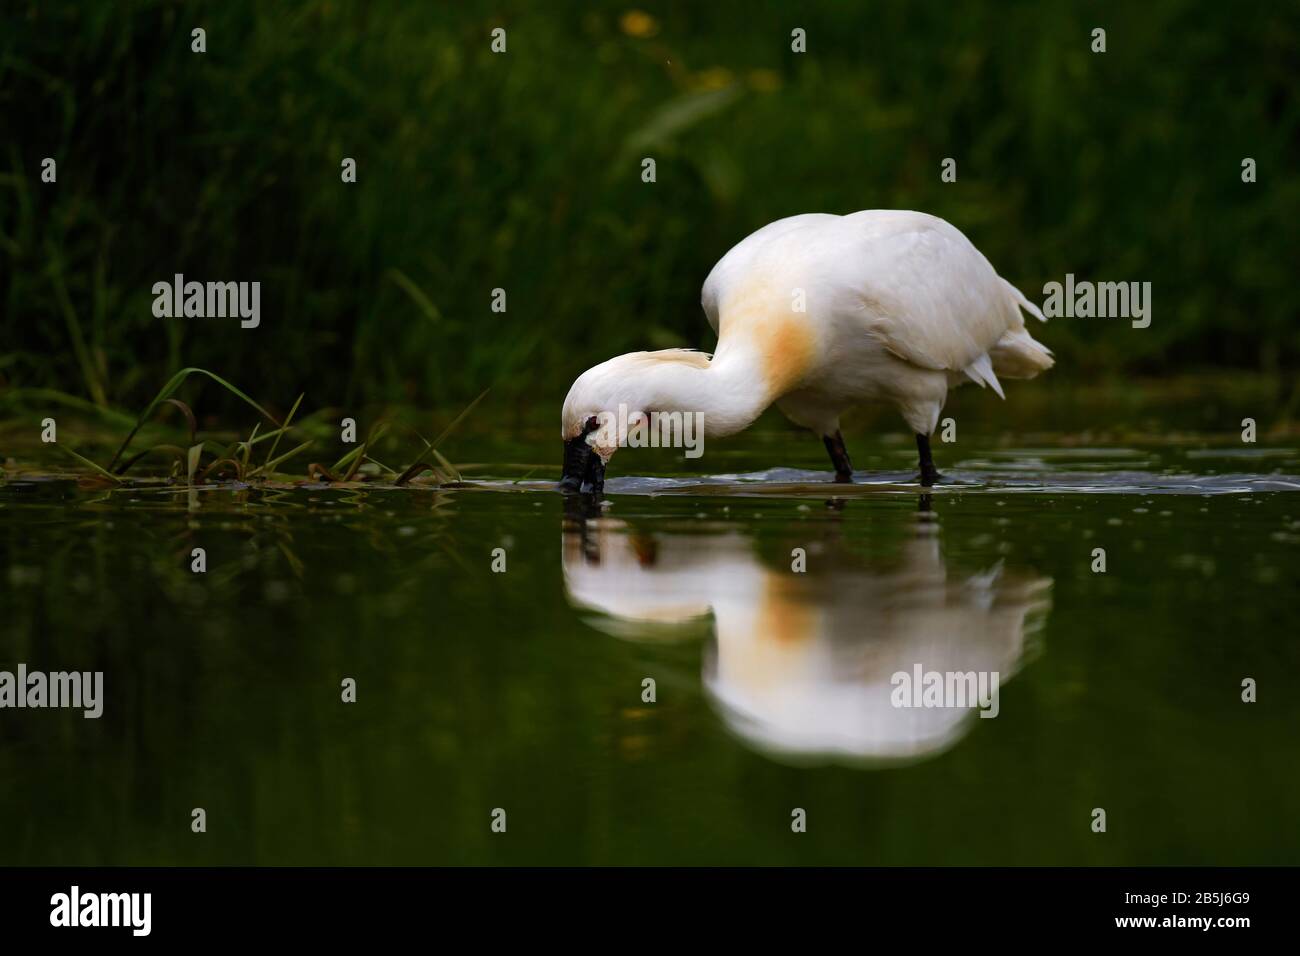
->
[42,367,487,489]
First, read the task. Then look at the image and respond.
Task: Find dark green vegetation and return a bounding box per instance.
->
[2,0,1298,427]
[26,366,492,489]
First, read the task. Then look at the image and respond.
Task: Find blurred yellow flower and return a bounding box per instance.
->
[620,10,659,38]
[748,69,782,92]
[694,67,734,90]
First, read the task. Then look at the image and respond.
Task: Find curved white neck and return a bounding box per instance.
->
[646,344,773,439]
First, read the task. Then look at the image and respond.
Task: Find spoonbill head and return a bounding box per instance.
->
[560,210,1052,493]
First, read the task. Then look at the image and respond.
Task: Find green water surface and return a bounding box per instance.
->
[1,406,1298,865]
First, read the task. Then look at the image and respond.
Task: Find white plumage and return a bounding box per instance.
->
[562,210,1051,485]
[562,517,1052,762]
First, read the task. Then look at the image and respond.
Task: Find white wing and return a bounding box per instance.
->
[832,212,1020,372]
[702,210,1046,393]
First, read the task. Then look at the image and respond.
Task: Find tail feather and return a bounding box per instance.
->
[990,327,1054,379]
[1002,278,1047,323]
[990,277,1053,380]
[963,352,1006,399]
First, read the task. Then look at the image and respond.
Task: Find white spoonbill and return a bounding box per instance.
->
[560,210,1052,493]
[561,510,1052,763]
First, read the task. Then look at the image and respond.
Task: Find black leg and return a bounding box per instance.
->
[916,433,942,487]
[822,431,854,483]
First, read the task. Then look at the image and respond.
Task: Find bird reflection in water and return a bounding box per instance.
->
[562,496,1052,766]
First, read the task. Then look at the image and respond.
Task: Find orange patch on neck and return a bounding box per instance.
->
[758,314,814,397]
[761,575,816,645]
[718,279,814,399]
[720,574,817,692]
